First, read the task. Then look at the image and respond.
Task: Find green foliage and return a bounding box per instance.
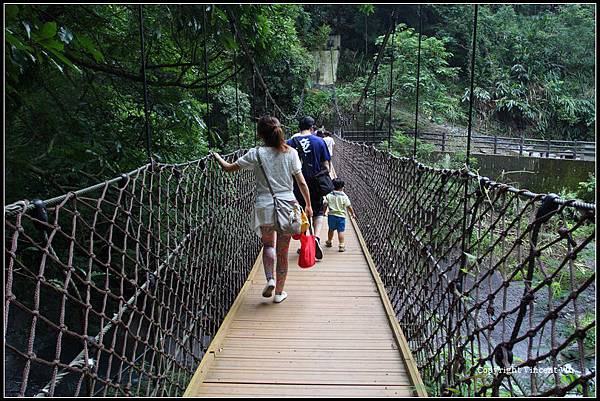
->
[576,173,595,203]
[239,4,313,113]
[339,22,464,127]
[215,85,254,152]
[381,23,461,101]
[300,89,333,124]
[559,174,596,205]
[378,131,436,162]
[434,151,479,171]
[5,4,312,203]
[432,4,595,139]
[4,4,597,205]
[303,23,332,50]
[334,4,594,142]
[358,5,375,16]
[579,312,596,352]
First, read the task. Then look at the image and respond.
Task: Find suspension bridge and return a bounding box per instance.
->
[4,4,596,398]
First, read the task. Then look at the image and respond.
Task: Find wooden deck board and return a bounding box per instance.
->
[193,383,415,397]
[184,218,424,397]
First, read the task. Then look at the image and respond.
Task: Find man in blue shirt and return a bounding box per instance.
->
[287,116,331,260]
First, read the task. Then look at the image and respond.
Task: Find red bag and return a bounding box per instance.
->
[298,232,316,269]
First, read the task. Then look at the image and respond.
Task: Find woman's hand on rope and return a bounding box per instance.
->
[211,151,222,161]
[212,152,239,172]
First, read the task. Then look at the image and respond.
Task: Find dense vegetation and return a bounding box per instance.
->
[327,4,595,138]
[4,4,596,203]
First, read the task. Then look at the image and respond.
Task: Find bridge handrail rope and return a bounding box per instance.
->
[5,5,596,398]
[330,137,595,212]
[5,148,261,397]
[4,134,594,397]
[334,136,595,397]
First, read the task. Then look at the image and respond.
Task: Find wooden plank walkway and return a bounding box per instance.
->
[184,217,426,397]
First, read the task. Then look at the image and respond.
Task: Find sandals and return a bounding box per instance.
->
[325,240,333,248]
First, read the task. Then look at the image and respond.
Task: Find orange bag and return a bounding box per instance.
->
[298,223,316,269]
[292,209,309,240]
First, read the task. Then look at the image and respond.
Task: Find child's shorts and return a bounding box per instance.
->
[328,215,346,232]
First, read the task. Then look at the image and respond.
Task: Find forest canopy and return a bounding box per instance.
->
[4,4,596,203]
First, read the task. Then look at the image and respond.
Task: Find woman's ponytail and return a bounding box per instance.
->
[257,116,286,151]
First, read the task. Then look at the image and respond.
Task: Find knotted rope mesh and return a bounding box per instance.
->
[5,139,596,397]
[335,138,596,397]
[5,151,260,397]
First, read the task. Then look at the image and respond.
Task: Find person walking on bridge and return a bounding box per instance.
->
[213,116,313,304]
[322,130,336,178]
[287,116,332,261]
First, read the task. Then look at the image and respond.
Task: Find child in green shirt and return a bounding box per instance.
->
[323,178,356,252]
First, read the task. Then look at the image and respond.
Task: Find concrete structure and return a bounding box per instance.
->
[311,35,340,86]
[434,151,596,194]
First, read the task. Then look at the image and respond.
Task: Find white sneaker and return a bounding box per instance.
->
[273,291,288,303]
[262,279,275,298]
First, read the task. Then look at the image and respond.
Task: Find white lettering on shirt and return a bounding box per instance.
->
[299,137,312,154]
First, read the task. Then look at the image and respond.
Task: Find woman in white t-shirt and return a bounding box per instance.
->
[213,116,312,304]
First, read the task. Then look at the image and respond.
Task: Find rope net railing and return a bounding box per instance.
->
[335,138,596,397]
[4,151,261,397]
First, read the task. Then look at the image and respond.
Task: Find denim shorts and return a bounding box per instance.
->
[328,215,346,232]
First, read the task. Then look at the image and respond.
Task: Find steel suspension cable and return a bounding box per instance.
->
[365,12,368,62]
[203,6,212,147]
[364,92,368,136]
[388,13,396,152]
[225,8,287,120]
[264,86,268,114]
[457,2,479,326]
[364,12,368,137]
[413,5,423,158]
[373,65,378,137]
[465,5,479,167]
[138,5,152,161]
[252,70,257,145]
[352,9,396,118]
[233,47,241,148]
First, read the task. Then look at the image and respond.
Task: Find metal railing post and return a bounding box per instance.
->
[442,131,446,152]
[519,135,524,156]
[493,133,498,154]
